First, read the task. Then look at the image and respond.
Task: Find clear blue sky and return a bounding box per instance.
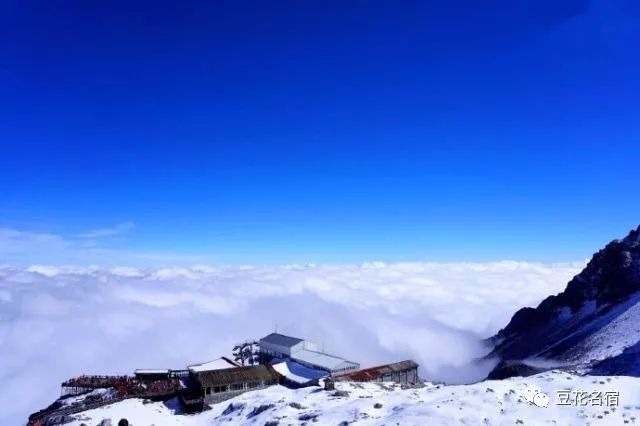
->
[1,0,639,264]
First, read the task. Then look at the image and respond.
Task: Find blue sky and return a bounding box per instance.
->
[1,0,639,265]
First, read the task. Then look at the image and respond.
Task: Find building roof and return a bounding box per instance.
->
[188,357,239,373]
[334,360,418,382]
[271,359,328,385]
[195,365,278,387]
[134,369,170,375]
[259,333,304,348]
[291,349,358,371]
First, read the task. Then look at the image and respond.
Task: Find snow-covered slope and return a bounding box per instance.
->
[489,225,640,377]
[67,372,640,426]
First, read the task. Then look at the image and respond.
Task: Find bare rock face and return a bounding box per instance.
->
[487,225,640,378]
[44,415,75,425]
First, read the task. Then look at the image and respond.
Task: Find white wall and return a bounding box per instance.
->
[302,341,319,352]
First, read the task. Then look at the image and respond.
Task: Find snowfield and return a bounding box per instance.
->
[67,371,640,425]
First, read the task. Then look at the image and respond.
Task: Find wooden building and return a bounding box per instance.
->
[333,360,420,385]
[190,364,279,405]
[134,369,171,382]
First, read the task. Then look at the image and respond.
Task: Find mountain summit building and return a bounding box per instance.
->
[33,332,419,424]
[258,332,360,375]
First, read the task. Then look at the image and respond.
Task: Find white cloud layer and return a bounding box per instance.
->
[0,261,583,424]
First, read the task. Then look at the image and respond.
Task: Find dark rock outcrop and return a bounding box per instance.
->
[486,361,546,380]
[44,415,75,425]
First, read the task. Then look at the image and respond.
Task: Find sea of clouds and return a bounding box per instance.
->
[0,261,583,424]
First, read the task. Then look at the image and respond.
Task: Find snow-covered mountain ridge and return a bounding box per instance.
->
[488,225,640,378]
[64,371,640,426]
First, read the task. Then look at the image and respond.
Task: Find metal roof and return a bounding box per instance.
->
[195,365,278,387]
[188,357,239,373]
[134,369,170,375]
[334,360,418,382]
[259,333,304,348]
[291,349,358,371]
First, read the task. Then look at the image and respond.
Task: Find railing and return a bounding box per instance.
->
[27,389,179,426]
[28,396,128,426]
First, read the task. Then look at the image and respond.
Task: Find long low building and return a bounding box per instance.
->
[181,357,280,408]
[334,360,420,385]
[195,364,279,404]
[134,369,171,381]
[291,349,359,375]
[259,333,360,375]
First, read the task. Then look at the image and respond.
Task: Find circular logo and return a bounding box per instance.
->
[533,392,550,408]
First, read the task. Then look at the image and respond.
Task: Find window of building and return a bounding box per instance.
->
[230,383,244,391]
[247,381,260,389]
[205,387,211,395]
